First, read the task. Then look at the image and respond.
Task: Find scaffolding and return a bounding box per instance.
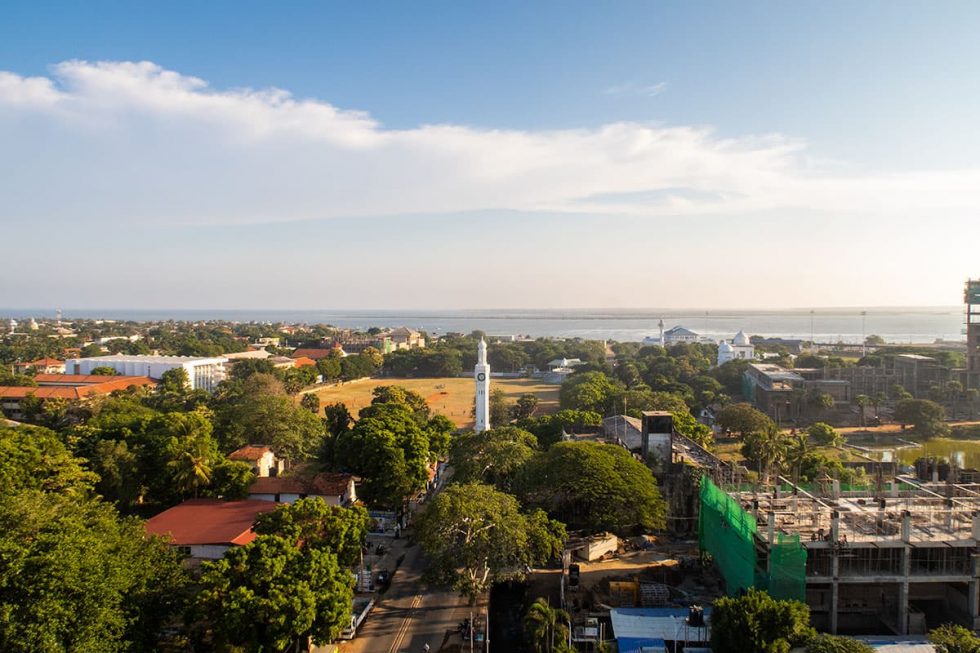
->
[699,476,807,602]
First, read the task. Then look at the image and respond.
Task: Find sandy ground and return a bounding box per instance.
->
[306,376,560,427]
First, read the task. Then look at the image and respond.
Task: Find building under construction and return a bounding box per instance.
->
[962,279,980,391]
[700,472,980,636]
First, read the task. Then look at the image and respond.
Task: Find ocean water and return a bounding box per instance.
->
[3,307,966,344]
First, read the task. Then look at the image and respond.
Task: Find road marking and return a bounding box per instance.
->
[388,593,423,653]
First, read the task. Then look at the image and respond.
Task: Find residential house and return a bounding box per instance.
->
[249,472,358,507]
[13,358,66,374]
[144,498,279,560]
[228,444,283,478]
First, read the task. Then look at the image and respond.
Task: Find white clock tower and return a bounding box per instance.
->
[474,337,491,432]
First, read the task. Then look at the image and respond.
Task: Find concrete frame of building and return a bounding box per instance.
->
[722,475,980,636]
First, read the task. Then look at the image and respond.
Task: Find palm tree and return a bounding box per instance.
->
[785,432,811,483]
[854,395,870,428]
[524,597,572,653]
[167,436,213,498]
[871,393,887,420]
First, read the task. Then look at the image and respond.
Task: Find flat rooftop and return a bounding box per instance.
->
[68,354,227,364]
[724,476,980,546]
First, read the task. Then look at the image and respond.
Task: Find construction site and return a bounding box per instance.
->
[700,470,980,636]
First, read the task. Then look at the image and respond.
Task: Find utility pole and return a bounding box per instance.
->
[861,310,867,357]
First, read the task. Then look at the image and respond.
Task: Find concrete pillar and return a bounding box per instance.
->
[832,479,840,500]
[901,511,912,543]
[898,581,909,635]
[898,539,911,635]
[830,581,839,635]
[945,499,954,530]
[972,512,980,541]
[831,511,840,543]
[890,480,898,498]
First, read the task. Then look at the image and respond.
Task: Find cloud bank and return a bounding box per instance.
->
[1,60,979,227]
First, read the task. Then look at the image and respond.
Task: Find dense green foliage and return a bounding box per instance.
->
[895,398,949,436]
[416,483,566,601]
[928,623,980,653]
[0,426,187,653]
[710,589,814,653]
[193,535,354,650]
[518,441,666,533]
[806,635,874,653]
[451,426,539,491]
[254,498,370,568]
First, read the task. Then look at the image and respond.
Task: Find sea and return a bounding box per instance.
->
[3,307,967,344]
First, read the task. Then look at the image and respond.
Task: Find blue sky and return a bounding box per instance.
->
[1,1,978,309]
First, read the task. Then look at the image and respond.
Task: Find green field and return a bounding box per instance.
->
[307,376,561,427]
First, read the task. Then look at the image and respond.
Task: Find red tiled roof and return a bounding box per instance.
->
[228,444,274,462]
[249,472,355,497]
[0,376,155,400]
[14,358,64,368]
[144,498,279,546]
[292,356,316,368]
[291,348,333,360]
[35,373,153,386]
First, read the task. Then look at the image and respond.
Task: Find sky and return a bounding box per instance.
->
[1,1,978,310]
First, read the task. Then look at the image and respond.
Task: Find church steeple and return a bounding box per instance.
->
[474,337,491,432]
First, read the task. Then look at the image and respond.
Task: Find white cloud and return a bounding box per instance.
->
[1,60,980,228]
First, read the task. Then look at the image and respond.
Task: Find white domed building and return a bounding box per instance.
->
[716,330,755,366]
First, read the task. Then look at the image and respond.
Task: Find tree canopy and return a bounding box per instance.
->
[193,535,353,651]
[518,441,666,533]
[451,426,539,491]
[710,589,814,653]
[416,483,566,602]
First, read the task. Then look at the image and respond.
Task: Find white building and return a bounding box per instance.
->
[64,354,227,391]
[716,330,755,366]
[474,337,490,432]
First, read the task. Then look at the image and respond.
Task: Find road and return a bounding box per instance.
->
[341,538,479,653]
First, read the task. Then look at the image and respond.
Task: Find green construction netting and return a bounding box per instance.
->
[699,477,807,603]
[766,533,806,603]
[699,476,758,595]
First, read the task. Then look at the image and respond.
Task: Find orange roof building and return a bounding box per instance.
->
[0,375,156,420]
[248,472,357,507]
[144,498,279,560]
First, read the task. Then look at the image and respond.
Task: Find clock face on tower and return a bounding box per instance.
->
[477,372,486,381]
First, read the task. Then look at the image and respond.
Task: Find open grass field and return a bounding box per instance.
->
[306,376,561,427]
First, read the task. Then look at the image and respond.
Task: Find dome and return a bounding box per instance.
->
[733,330,750,346]
[718,341,734,352]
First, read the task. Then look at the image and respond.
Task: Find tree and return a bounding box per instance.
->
[741,424,788,482]
[369,385,431,423]
[894,398,949,436]
[865,334,885,346]
[854,394,870,427]
[334,403,431,508]
[512,393,540,419]
[193,535,353,651]
[524,598,573,653]
[208,460,255,500]
[807,634,874,653]
[928,623,980,653]
[716,403,775,439]
[518,441,666,533]
[489,387,512,426]
[254,498,370,567]
[807,422,843,447]
[90,365,119,376]
[0,427,187,652]
[300,392,321,414]
[559,371,622,414]
[416,483,566,602]
[215,375,325,462]
[324,402,353,435]
[710,588,814,653]
[451,426,539,491]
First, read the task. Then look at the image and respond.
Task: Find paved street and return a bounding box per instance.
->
[341,537,479,653]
